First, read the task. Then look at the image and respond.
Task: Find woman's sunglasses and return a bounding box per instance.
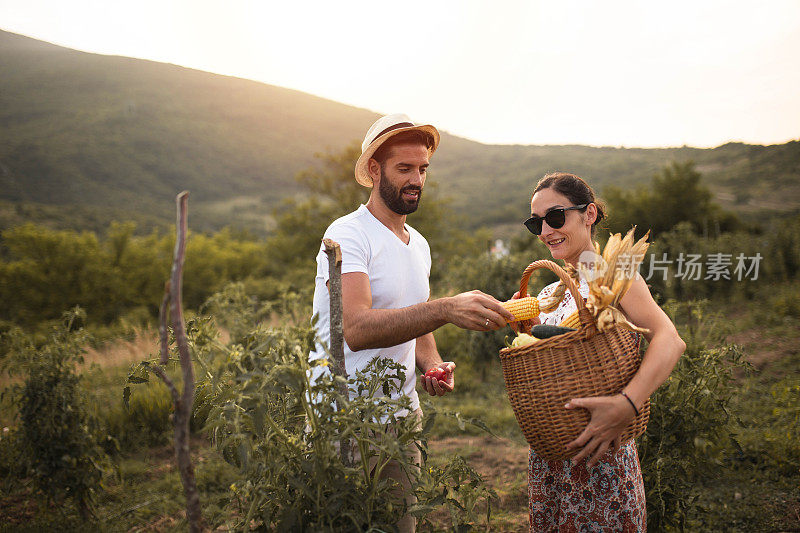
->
[523,204,589,235]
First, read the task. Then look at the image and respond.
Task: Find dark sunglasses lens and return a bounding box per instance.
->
[524,217,542,235]
[544,209,566,229]
[525,207,572,235]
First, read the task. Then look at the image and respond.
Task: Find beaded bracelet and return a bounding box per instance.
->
[620,391,640,416]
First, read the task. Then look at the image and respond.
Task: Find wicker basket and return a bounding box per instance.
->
[499,260,650,460]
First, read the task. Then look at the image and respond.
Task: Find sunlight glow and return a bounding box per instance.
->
[1,0,798,147]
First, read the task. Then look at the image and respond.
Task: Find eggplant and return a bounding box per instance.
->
[531,324,576,339]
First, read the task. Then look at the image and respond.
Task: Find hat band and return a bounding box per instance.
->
[372,122,414,143]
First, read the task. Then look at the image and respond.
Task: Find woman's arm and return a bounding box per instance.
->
[616,275,686,410]
[565,274,686,466]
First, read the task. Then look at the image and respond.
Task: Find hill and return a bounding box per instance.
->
[1,29,798,234]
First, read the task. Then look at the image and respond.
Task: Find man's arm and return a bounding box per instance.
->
[341,272,513,352]
[415,332,443,372]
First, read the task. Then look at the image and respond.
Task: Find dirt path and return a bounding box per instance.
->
[429,435,530,531]
[728,325,800,371]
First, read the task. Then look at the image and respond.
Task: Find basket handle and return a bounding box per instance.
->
[518,260,595,329]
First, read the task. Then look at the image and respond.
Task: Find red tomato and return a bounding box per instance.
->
[425,367,447,382]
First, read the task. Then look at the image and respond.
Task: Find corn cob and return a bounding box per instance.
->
[501,296,540,322]
[558,310,581,329]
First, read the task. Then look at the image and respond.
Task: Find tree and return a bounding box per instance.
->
[603,161,738,238]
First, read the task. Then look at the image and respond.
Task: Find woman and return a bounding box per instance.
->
[518,172,685,532]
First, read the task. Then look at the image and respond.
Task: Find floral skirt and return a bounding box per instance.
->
[528,441,646,533]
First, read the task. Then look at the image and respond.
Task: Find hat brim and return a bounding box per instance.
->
[354,124,440,187]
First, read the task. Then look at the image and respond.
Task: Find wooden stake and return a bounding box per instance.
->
[152,191,204,532]
[323,238,352,467]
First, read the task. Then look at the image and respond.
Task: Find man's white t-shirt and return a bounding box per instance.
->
[310,204,431,412]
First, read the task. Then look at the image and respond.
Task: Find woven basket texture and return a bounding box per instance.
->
[499,260,650,460]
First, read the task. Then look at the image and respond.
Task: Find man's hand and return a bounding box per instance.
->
[445,290,514,331]
[420,361,455,396]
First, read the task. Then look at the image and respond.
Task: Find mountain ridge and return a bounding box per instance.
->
[1,29,798,234]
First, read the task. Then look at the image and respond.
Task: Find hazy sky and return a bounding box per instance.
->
[1,0,799,147]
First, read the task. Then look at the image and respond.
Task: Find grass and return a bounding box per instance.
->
[81,329,158,372]
[687,292,800,531]
[0,437,239,532]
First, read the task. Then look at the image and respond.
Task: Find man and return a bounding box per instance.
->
[310,113,512,532]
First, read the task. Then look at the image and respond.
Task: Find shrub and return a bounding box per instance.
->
[767,282,800,324]
[765,377,800,470]
[639,300,748,531]
[0,308,106,520]
[736,376,800,478]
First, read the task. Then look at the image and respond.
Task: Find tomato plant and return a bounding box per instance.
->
[185,285,497,531]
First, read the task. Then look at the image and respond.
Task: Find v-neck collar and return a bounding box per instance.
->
[360,204,412,246]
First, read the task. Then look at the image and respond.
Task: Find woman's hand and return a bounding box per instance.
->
[508,291,540,334]
[564,394,637,467]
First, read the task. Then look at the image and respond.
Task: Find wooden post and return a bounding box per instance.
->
[323,238,352,466]
[151,191,204,532]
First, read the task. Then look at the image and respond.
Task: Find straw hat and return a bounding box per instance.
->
[354,113,440,187]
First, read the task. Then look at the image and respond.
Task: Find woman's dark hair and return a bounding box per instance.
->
[533,172,607,235]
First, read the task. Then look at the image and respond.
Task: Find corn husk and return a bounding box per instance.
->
[581,228,651,333]
[539,282,566,313]
[538,264,579,313]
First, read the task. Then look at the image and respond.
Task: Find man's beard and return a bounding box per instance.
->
[379,167,422,215]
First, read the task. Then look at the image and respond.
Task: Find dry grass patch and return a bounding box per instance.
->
[81,329,158,371]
